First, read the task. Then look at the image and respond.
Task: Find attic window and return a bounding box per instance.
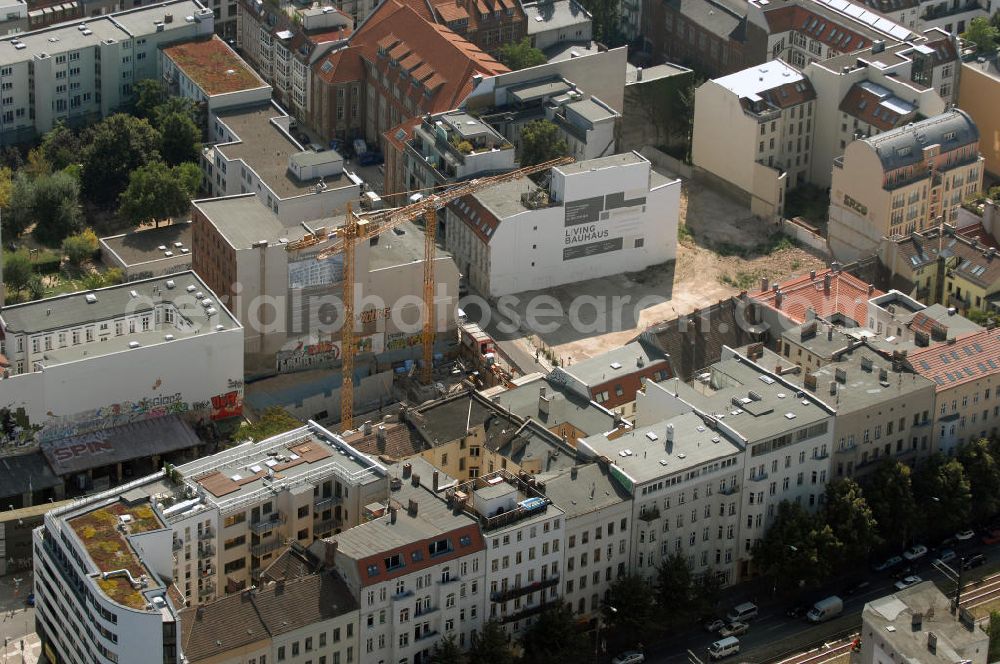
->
[321,60,333,73]
[943,131,955,141]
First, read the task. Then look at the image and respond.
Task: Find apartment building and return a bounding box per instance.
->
[878,226,1000,313]
[395,110,515,197]
[191,193,459,378]
[805,31,959,187]
[419,0,527,56]
[308,0,509,148]
[160,34,270,115]
[959,55,1000,178]
[740,338,937,480]
[180,545,360,664]
[0,0,214,145]
[485,376,622,443]
[537,463,632,619]
[445,152,679,296]
[328,460,487,663]
[167,422,388,602]
[750,268,883,335]
[905,327,1000,454]
[859,582,988,664]
[235,0,352,116]
[829,110,984,262]
[692,59,816,218]
[0,272,243,446]
[580,409,746,586]
[201,101,363,224]
[457,471,565,637]
[641,0,913,78]
[544,340,672,419]
[859,0,988,35]
[523,0,591,52]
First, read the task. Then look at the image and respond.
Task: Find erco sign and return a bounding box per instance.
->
[843,193,868,217]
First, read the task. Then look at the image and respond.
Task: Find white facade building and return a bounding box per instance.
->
[0,0,214,145]
[446,152,680,296]
[0,272,243,445]
[538,463,633,619]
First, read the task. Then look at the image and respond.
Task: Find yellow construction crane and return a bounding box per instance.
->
[291,156,574,429]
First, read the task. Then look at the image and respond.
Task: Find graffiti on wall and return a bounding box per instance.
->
[210,391,243,420]
[385,332,423,351]
[276,333,385,373]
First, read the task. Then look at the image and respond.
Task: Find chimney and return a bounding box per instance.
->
[872,39,885,53]
[810,269,816,280]
[666,423,674,443]
[407,499,418,516]
[323,540,338,567]
[823,273,831,295]
[402,463,412,479]
[163,12,173,22]
[775,290,783,309]
[829,381,838,396]
[927,632,937,655]
[826,325,833,341]
[363,420,373,436]
[376,424,387,443]
[539,388,550,416]
[636,66,643,80]
[868,284,875,295]
[432,470,439,492]
[390,505,397,524]
[912,612,923,631]
[761,276,769,292]
[411,473,421,487]
[570,465,578,479]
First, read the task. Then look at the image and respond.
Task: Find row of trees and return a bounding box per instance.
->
[755,440,1000,592]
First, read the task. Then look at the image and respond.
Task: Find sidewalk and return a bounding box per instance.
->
[1,632,41,664]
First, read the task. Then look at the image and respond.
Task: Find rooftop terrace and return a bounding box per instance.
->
[68,500,164,610]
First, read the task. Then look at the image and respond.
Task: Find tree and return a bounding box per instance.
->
[31,171,83,246]
[963,17,999,54]
[467,621,513,664]
[654,553,693,624]
[988,611,1000,662]
[2,250,33,296]
[4,173,34,239]
[497,38,547,70]
[159,111,202,166]
[235,407,301,442]
[576,0,622,45]
[173,161,203,198]
[520,119,568,168]
[117,162,195,227]
[153,95,200,126]
[62,229,99,268]
[752,501,841,592]
[692,569,724,618]
[520,603,590,664]
[132,79,169,120]
[865,459,918,550]
[24,147,52,178]
[82,114,161,209]
[607,574,659,644]
[41,123,84,172]
[26,274,44,301]
[822,478,880,566]
[0,166,12,210]
[428,634,463,664]
[957,439,1000,524]
[913,454,972,540]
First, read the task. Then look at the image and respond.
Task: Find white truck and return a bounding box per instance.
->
[807,596,844,623]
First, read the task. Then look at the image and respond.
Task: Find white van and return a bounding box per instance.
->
[708,636,740,660]
[726,602,758,623]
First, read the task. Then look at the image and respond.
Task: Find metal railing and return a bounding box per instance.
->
[250,513,286,533]
[491,575,559,603]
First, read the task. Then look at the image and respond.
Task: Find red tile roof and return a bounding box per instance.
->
[313,0,507,112]
[838,82,916,131]
[907,328,1000,392]
[750,269,883,325]
[764,6,872,54]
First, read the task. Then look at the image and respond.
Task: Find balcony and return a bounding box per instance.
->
[500,601,553,624]
[638,506,661,522]
[199,565,216,578]
[392,588,414,601]
[198,543,215,558]
[922,0,982,19]
[314,494,343,510]
[836,442,857,454]
[251,539,287,558]
[172,538,183,551]
[250,513,286,533]
[748,471,769,483]
[491,575,560,603]
[197,527,215,540]
[313,517,342,534]
[198,586,214,599]
[813,450,829,461]
[414,605,439,618]
[719,483,740,496]
[414,628,440,643]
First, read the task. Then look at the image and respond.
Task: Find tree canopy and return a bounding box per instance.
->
[520,119,569,168]
[823,478,880,565]
[82,114,161,209]
[607,573,658,644]
[957,439,1000,524]
[132,79,169,120]
[752,501,841,591]
[30,171,83,246]
[913,454,972,540]
[159,111,202,166]
[497,38,547,70]
[963,17,999,54]
[467,621,513,664]
[117,162,199,227]
[3,250,34,296]
[520,603,591,664]
[865,459,918,550]
[40,123,85,172]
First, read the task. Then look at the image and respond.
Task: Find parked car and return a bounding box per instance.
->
[936,549,957,564]
[894,575,923,590]
[708,637,740,660]
[892,564,917,581]
[726,602,758,623]
[785,604,808,618]
[955,529,976,541]
[720,621,749,638]
[963,554,987,570]
[903,544,928,561]
[704,618,726,633]
[807,596,844,623]
[612,652,645,664]
[873,555,904,572]
[982,529,1000,545]
[842,580,870,596]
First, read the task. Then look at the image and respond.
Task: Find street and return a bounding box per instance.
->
[457,296,549,376]
[0,573,40,664]
[639,540,996,664]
